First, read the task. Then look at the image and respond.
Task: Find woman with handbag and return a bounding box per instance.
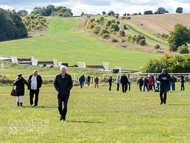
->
[14,74,28,107]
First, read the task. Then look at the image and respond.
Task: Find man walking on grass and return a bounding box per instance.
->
[54,66,73,122]
[28,70,42,107]
[121,73,128,93]
[180,73,185,91]
[157,69,171,105]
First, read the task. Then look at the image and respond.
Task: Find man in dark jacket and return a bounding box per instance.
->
[14,74,28,107]
[121,73,128,93]
[143,76,149,92]
[79,74,85,88]
[170,75,177,91]
[86,75,91,86]
[157,69,171,105]
[28,70,42,106]
[137,76,143,92]
[54,66,73,121]
[108,75,112,91]
[180,73,185,91]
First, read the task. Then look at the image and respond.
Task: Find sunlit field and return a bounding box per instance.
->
[1,83,190,142]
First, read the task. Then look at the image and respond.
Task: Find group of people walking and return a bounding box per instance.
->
[14,66,186,122]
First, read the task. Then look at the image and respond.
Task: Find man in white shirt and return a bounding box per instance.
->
[28,70,42,106]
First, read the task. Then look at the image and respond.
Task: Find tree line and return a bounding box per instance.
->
[0,8,28,41]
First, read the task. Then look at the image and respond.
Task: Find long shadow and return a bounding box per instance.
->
[66,120,104,124]
[22,106,57,108]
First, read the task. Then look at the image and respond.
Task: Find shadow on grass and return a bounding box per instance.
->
[22,106,57,108]
[66,120,104,124]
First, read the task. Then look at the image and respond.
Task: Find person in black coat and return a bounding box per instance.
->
[108,75,112,91]
[180,73,185,91]
[120,73,128,93]
[14,74,28,107]
[137,76,143,92]
[28,70,42,106]
[157,69,171,105]
[143,76,149,92]
[54,66,73,122]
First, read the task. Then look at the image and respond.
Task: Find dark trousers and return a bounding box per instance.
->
[149,85,152,90]
[58,96,69,120]
[139,85,143,92]
[152,82,155,90]
[143,85,149,92]
[122,83,127,93]
[117,84,119,91]
[109,83,112,91]
[181,82,185,91]
[30,89,39,106]
[160,88,168,104]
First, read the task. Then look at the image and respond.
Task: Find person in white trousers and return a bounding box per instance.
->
[14,74,28,107]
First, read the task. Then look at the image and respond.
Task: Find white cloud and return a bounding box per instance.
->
[1,0,190,15]
[0,5,14,10]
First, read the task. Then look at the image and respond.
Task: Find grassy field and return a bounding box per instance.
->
[1,83,190,142]
[121,21,168,48]
[0,17,160,71]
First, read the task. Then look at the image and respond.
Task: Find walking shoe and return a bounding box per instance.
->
[17,102,19,107]
[20,102,22,107]
[62,119,65,122]
[160,102,162,105]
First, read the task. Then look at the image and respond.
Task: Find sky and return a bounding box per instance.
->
[0,0,190,15]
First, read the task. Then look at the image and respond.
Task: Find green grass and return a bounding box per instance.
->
[0,17,160,71]
[46,17,78,34]
[121,21,169,48]
[1,83,190,142]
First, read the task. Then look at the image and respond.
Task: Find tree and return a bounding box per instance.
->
[155,7,169,14]
[176,7,183,13]
[139,12,142,15]
[110,23,119,31]
[17,10,28,17]
[177,45,189,54]
[123,13,126,16]
[167,24,190,51]
[108,11,115,16]
[102,11,106,15]
[81,12,84,16]
[144,10,153,15]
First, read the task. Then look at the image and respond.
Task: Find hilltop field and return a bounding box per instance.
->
[128,13,190,35]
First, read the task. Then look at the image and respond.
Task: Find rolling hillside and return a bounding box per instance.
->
[127,13,190,35]
[0,17,160,70]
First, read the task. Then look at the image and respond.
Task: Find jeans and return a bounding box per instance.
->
[143,85,149,92]
[160,88,168,104]
[181,82,185,91]
[109,82,112,91]
[30,89,39,106]
[171,82,175,91]
[58,95,69,120]
[128,82,131,91]
[122,83,127,93]
[117,84,120,91]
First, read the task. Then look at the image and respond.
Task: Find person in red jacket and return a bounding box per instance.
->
[94,76,99,88]
[148,75,154,90]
